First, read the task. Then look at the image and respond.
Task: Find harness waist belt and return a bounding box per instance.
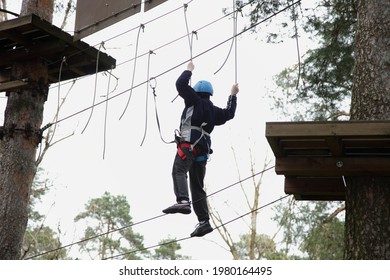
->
[177,143,197,160]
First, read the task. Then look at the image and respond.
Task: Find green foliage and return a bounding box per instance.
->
[151,237,190,260]
[22,168,68,259]
[289,1,356,120]
[28,167,51,223]
[22,226,67,260]
[272,197,344,259]
[23,172,188,260]
[74,191,146,260]
[234,233,288,260]
[243,0,357,120]
[236,0,300,41]
[301,217,344,260]
[240,0,352,260]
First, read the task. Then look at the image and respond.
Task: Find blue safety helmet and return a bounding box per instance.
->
[193,80,214,96]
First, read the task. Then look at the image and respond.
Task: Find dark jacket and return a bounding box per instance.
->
[176,70,237,153]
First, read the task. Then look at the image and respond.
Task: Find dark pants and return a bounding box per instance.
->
[172,147,209,222]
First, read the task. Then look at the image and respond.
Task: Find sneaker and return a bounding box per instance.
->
[162,201,191,214]
[190,220,213,237]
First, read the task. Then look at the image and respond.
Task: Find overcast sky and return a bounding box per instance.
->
[1,0,310,259]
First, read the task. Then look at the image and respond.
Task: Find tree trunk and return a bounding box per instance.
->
[0,0,8,21]
[0,0,53,259]
[346,0,390,259]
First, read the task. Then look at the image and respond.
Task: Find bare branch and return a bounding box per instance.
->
[231,146,251,209]
[321,204,346,225]
[60,0,74,30]
[36,80,76,165]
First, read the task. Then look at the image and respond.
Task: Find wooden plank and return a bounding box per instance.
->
[280,138,328,149]
[74,0,141,41]
[286,177,345,200]
[0,14,116,84]
[294,194,345,201]
[266,121,390,138]
[0,14,115,67]
[325,136,343,156]
[0,40,65,65]
[343,138,390,148]
[285,177,345,195]
[0,70,10,83]
[266,136,283,157]
[0,80,29,92]
[266,121,390,200]
[29,14,116,72]
[0,29,29,46]
[144,0,168,11]
[0,14,33,33]
[275,157,390,176]
[280,138,330,156]
[343,138,390,155]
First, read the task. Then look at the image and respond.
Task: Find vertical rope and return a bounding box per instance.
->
[48,56,66,143]
[171,3,194,103]
[140,50,155,146]
[233,0,238,84]
[82,42,104,134]
[183,3,193,61]
[119,24,144,120]
[292,2,301,89]
[214,1,239,81]
[151,77,175,145]
[102,66,114,159]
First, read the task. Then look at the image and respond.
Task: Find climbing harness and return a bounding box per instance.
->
[176,141,209,162]
[181,122,210,151]
[177,142,196,160]
[176,123,210,162]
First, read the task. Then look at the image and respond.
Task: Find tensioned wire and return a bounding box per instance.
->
[41,0,301,132]
[46,0,264,69]
[25,165,278,259]
[28,0,301,260]
[46,0,195,68]
[47,0,277,89]
[105,193,290,260]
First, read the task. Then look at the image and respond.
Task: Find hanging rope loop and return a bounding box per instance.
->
[172,3,195,103]
[140,50,155,146]
[119,24,145,120]
[148,75,176,145]
[149,77,157,96]
[102,66,115,159]
[233,1,238,84]
[183,3,193,60]
[81,41,104,134]
[214,0,239,83]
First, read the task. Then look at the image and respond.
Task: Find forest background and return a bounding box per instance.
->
[0,0,350,260]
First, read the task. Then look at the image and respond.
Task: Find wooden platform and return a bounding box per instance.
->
[266,121,390,200]
[0,14,116,91]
